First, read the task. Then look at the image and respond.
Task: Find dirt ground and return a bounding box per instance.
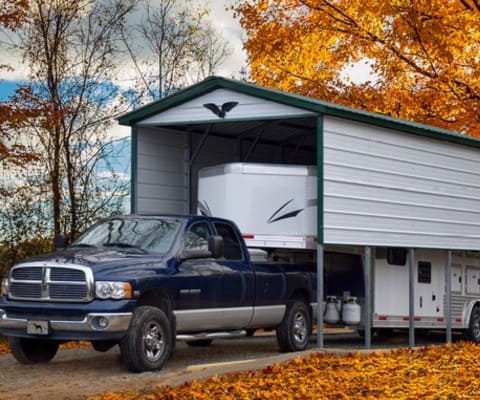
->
[0,330,451,400]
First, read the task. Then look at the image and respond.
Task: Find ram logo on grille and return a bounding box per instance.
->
[9,264,94,302]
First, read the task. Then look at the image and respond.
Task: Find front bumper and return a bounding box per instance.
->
[0,308,132,340]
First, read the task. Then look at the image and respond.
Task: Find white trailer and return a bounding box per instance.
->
[197,163,317,249]
[198,162,480,338]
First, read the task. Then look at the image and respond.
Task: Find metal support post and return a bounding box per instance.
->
[364,246,371,349]
[445,250,452,343]
[408,248,415,348]
[317,244,324,348]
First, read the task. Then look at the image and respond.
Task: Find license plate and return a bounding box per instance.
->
[27,320,50,335]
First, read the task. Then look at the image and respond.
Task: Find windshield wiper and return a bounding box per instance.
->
[102,242,148,254]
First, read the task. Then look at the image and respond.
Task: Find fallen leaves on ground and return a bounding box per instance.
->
[88,342,480,400]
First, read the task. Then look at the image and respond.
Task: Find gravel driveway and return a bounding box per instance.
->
[0,330,453,400]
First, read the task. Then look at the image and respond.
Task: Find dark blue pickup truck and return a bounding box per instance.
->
[0,215,317,372]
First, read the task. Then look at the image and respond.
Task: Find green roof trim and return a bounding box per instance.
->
[117,76,480,149]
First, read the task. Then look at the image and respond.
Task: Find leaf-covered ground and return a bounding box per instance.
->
[86,342,480,400]
[2,339,480,399]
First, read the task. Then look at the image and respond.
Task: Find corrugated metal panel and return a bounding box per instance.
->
[138,89,316,125]
[136,127,189,214]
[324,116,480,250]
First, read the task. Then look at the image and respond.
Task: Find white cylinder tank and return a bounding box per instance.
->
[342,297,361,325]
[324,296,341,324]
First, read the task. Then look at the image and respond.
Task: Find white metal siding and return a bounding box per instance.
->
[138,89,315,124]
[324,116,480,250]
[136,127,189,214]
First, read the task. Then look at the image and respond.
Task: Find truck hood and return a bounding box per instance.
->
[16,248,170,280]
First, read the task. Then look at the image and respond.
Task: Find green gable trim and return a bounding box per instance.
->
[118,76,480,150]
[130,126,137,213]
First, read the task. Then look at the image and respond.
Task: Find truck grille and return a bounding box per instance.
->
[9,264,94,302]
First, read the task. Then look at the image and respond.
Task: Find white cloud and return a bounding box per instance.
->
[196,0,247,78]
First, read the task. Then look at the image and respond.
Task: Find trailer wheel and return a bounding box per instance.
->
[467,305,480,343]
[8,337,59,364]
[120,306,173,372]
[276,300,312,352]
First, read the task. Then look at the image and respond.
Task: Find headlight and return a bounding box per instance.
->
[1,277,8,296]
[95,281,132,299]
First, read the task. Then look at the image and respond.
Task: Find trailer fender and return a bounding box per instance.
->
[462,300,480,329]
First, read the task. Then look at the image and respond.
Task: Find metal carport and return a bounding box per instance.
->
[119,76,480,348]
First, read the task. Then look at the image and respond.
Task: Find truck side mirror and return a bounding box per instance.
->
[54,235,66,250]
[209,235,224,259]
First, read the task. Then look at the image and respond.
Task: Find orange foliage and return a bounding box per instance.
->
[234,0,480,137]
[87,342,480,399]
[0,0,28,30]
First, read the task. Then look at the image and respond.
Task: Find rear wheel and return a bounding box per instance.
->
[8,337,59,364]
[467,305,480,343]
[120,306,173,372]
[276,300,312,352]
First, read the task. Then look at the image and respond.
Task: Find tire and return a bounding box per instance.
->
[467,305,480,343]
[8,337,59,364]
[120,306,173,372]
[186,339,213,347]
[276,300,312,352]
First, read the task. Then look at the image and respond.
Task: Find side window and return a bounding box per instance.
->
[214,223,243,260]
[418,261,432,284]
[387,248,407,266]
[184,222,211,252]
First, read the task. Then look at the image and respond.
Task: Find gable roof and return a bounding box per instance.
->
[118,75,480,149]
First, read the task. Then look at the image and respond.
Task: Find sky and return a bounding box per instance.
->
[0,1,245,93]
[0,0,246,139]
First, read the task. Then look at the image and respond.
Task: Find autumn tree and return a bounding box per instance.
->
[0,0,135,241]
[0,0,32,168]
[121,0,231,102]
[235,0,480,137]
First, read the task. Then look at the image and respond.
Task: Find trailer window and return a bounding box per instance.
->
[387,248,407,266]
[418,261,432,284]
[214,223,243,260]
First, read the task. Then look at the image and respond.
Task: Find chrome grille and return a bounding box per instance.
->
[8,264,93,302]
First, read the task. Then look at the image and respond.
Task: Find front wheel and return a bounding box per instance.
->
[120,306,173,372]
[8,337,59,364]
[276,300,312,352]
[466,305,480,343]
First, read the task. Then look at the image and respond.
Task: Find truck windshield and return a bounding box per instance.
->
[71,217,182,254]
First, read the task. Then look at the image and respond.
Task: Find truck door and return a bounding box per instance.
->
[175,221,223,310]
[213,222,255,312]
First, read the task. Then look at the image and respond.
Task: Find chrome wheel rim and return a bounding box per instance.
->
[143,321,165,362]
[293,311,308,344]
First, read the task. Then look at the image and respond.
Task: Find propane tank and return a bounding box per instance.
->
[324,296,341,324]
[342,296,361,325]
